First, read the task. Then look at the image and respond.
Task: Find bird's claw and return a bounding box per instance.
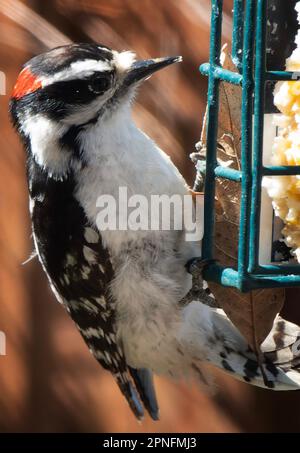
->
[185,257,216,277]
[180,258,218,308]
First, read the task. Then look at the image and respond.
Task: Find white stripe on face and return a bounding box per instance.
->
[41,59,113,87]
[39,51,136,88]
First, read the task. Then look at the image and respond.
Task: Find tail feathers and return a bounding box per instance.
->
[114,368,159,421]
[212,310,300,390]
[261,315,300,354]
[182,301,300,390]
[262,316,300,386]
[129,368,160,421]
[114,374,144,420]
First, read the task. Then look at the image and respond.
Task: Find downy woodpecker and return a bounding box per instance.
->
[10,43,300,420]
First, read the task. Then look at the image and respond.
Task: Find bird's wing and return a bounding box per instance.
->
[29,157,152,419]
[57,226,145,419]
[37,222,145,419]
[65,227,159,420]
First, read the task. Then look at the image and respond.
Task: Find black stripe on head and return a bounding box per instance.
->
[28,43,114,77]
[32,78,105,119]
[13,69,115,121]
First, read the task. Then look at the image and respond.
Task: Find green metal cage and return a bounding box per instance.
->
[200,0,300,292]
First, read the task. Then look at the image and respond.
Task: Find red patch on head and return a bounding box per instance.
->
[12,67,42,99]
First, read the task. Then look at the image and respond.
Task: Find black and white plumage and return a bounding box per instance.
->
[27,155,148,419]
[10,43,300,420]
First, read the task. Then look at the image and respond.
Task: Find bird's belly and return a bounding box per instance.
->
[109,233,200,374]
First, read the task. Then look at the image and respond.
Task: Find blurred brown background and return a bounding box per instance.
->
[0,0,300,433]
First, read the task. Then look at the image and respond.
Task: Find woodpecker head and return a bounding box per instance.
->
[10,43,181,177]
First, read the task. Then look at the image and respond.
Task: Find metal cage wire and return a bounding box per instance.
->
[200,0,300,292]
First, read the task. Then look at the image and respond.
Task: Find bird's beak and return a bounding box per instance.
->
[123,56,182,86]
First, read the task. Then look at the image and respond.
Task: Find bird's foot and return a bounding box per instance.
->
[181,258,218,308]
[185,257,215,279]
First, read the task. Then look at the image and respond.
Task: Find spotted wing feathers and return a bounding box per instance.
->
[29,158,156,420]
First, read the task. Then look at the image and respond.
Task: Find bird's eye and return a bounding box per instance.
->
[88,75,111,94]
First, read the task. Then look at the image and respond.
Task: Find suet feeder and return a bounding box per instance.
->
[200,0,300,291]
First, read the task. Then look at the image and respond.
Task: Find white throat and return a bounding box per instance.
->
[21,114,71,178]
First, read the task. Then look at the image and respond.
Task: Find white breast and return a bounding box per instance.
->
[74,105,192,255]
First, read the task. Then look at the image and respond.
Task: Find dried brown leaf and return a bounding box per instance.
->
[209,283,285,348]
